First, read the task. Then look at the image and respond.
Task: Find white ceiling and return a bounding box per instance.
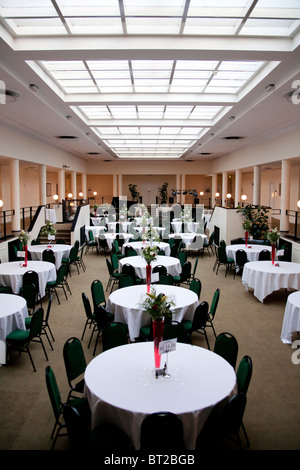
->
[0,0,300,164]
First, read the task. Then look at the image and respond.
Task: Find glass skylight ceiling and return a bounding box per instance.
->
[1,0,297,159]
[0,0,299,37]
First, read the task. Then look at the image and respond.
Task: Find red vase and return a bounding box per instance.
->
[146,264,151,293]
[23,245,28,267]
[245,231,248,247]
[271,243,276,265]
[153,318,164,369]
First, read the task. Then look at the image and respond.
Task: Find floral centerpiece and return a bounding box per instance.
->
[18,230,30,247]
[182,205,193,223]
[242,218,252,231]
[143,225,160,242]
[93,203,99,216]
[265,227,280,244]
[40,220,57,237]
[140,288,175,321]
[141,245,158,265]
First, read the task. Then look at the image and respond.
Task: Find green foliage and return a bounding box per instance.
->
[128,184,140,202]
[159,181,168,204]
[236,204,269,240]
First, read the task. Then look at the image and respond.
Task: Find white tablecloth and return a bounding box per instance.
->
[0,261,56,297]
[104,233,134,249]
[169,233,207,248]
[84,342,237,450]
[45,208,57,225]
[281,291,300,344]
[226,244,272,263]
[107,222,132,233]
[119,255,181,280]
[28,244,72,269]
[171,221,199,233]
[242,261,300,303]
[91,217,106,226]
[106,284,199,340]
[85,226,106,240]
[122,241,171,256]
[0,293,28,364]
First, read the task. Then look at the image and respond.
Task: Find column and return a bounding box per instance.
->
[113,174,118,197]
[211,174,218,207]
[71,171,77,199]
[253,165,261,206]
[39,164,47,206]
[58,169,65,202]
[222,171,228,207]
[81,173,87,200]
[235,169,242,206]
[280,159,291,232]
[10,159,20,232]
[118,174,122,197]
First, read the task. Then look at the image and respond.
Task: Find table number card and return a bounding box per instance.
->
[17,251,25,258]
[159,338,177,355]
[48,235,55,240]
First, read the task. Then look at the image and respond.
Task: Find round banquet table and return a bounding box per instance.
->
[85,226,106,240]
[84,342,237,450]
[226,243,272,263]
[169,233,207,248]
[0,261,56,297]
[242,261,300,303]
[0,293,28,364]
[104,233,134,249]
[281,291,300,344]
[107,221,132,233]
[91,217,106,226]
[121,241,171,256]
[119,255,181,281]
[171,221,199,233]
[106,284,199,341]
[28,244,72,269]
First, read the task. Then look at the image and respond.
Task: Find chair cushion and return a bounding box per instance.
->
[6,329,30,341]
[181,320,192,331]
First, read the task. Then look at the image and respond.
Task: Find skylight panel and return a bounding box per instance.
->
[126,17,182,34]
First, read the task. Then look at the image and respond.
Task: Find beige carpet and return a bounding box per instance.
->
[0,245,299,451]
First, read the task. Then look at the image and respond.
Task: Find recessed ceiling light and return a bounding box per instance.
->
[56,135,78,139]
[222,136,245,140]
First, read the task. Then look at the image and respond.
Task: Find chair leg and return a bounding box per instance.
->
[241,422,250,447]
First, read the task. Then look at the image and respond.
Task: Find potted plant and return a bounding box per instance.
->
[129,184,140,202]
[237,204,269,240]
[18,230,30,266]
[159,182,168,204]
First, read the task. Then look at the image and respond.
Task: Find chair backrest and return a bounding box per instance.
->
[157,273,174,285]
[22,282,38,310]
[178,251,187,266]
[220,239,226,248]
[31,239,40,245]
[236,355,253,395]
[217,246,228,263]
[82,292,93,319]
[214,332,238,369]
[140,412,186,451]
[69,246,77,262]
[163,320,187,343]
[189,278,201,298]
[45,293,53,323]
[121,263,136,281]
[110,253,119,271]
[102,322,128,351]
[152,265,167,275]
[29,307,44,339]
[119,274,134,289]
[236,249,248,266]
[56,238,65,244]
[45,365,62,420]
[209,231,215,245]
[218,393,247,437]
[88,230,95,241]
[180,261,191,281]
[170,244,178,257]
[23,270,39,290]
[210,288,220,318]
[124,246,137,257]
[63,337,87,384]
[192,301,209,331]
[94,305,113,330]
[56,264,66,283]
[192,256,199,276]
[258,249,271,261]
[106,258,115,276]
[91,279,106,308]
[62,404,92,450]
[42,248,56,264]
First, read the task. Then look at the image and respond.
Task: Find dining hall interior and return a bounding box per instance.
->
[0,0,300,455]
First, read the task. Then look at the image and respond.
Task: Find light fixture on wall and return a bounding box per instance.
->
[227,193,232,199]
[67,193,73,198]
[241,194,247,201]
[215,192,220,197]
[200,191,204,196]
[79,191,83,197]
[297,200,300,209]
[0,199,3,208]
[93,191,97,196]
[53,194,59,201]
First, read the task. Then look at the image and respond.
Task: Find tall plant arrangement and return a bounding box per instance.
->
[159,182,168,204]
[128,184,140,202]
[237,204,269,240]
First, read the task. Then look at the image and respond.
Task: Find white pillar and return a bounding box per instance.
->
[10,159,20,232]
[222,171,228,207]
[212,174,218,207]
[280,159,291,232]
[58,169,65,202]
[39,164,47,206]
[81,173,87,199]
[118,174,122,197]
[71,171,77,199]
[113,174,118,198]
[235,169,242,206]
[253,165,261,206]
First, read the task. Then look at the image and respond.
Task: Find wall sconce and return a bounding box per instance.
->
[79,191,83,197]
[93,191,97,196]
[215,192,220,197]
[0,199,3,208]
[200,191,204,196]
[67,193,73,198]
[297,200,300,209]
[241,194,247,201]
[226,193,232,199]
[53,194,59,201]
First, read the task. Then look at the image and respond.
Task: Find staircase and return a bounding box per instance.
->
[39,222,72,245]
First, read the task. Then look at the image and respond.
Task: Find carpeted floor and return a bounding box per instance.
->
[0,245,299,452]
